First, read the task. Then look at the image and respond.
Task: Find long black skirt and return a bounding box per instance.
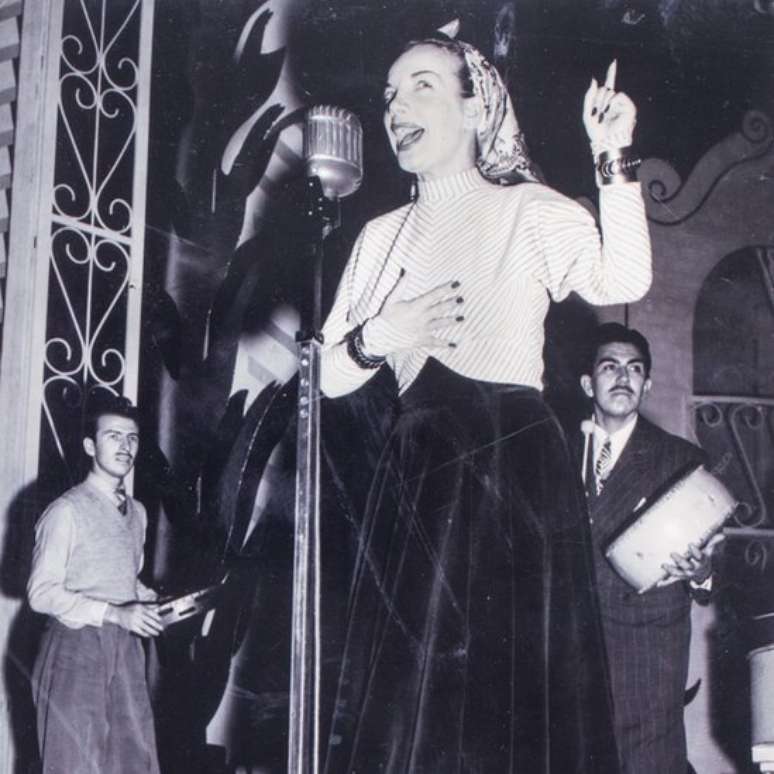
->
[324,358,619,773]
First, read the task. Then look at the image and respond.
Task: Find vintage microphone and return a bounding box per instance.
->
[288,105,362,774]
[304,106,363,203]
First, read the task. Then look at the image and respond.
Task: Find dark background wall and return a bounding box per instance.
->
[136,2,774,772]
[141,0,774,442]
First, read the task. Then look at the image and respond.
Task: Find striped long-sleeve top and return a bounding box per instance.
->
[321,167,651,397]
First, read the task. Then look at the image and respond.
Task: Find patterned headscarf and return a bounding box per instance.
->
[433,22,540,184]
[460,42,540,183]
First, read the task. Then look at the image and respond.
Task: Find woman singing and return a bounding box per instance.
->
[320,24,650,773]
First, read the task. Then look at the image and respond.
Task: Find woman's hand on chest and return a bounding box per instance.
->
[368,274,466,354]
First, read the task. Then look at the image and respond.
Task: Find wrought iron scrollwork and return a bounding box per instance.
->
[41,0,144,479]
[693,396,774,571]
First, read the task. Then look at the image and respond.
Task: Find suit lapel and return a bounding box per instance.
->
[589,418,658,533]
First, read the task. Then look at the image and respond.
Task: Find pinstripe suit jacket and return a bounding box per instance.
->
[582,415,707,623]
[577,415,707,774]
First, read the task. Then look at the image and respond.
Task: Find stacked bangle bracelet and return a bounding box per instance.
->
[595,146,642,186]
[345,324,385,370]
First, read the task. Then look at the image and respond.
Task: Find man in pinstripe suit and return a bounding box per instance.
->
[578,323,721,774]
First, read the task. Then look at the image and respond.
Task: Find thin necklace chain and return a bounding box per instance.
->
[346,198,418,323]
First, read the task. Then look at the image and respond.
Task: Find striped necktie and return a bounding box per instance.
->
[115,485,128,515]
[595,437,612,495]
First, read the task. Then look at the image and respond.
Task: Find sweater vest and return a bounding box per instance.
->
[57,482,145,604]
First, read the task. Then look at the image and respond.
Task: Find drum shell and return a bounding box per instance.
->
[605,466,736,593]
[751,645,774,745]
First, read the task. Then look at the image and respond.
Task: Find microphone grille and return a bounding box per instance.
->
[304,106,363,199]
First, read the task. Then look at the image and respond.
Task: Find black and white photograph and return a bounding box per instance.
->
[0,0,772,772]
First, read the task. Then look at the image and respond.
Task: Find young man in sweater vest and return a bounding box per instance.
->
[28,397,162,773]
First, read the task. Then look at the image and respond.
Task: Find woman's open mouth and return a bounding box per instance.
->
[393,124,424,151]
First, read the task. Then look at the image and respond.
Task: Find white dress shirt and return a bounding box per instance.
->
[591,415,638,483]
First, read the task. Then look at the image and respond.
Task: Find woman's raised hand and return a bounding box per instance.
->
[583,60,637,156]
[376,274,465,352]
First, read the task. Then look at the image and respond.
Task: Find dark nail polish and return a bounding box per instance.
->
[448,342,457,348]
[451,280,460,289]
[591,107,597,116]
[456,296,464,303]
[399,267,406,277]
[456,315,464,322]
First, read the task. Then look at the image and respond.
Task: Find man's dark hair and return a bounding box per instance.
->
[84,394,140,441]
[585,322,652,377]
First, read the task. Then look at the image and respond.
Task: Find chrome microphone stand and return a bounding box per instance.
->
[288,107,362,774]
